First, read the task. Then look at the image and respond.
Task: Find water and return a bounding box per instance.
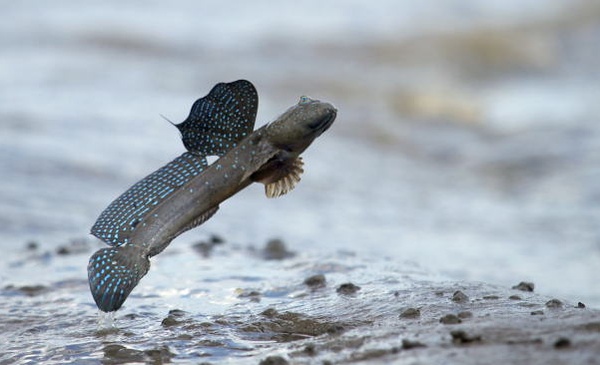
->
[1,1,600,363]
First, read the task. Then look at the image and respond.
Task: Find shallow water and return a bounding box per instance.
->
[1,1,600,363]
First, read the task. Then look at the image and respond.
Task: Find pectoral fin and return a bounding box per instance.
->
[252,157,304,198]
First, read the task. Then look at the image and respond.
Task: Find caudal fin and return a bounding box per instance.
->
[88,245,150,312]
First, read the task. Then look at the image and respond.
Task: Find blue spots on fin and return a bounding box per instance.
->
[88,245,150,312]
[91,152,207,247]
[176,80,258,156]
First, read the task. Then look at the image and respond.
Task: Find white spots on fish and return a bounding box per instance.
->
[91,152,207,247]
[175,80,257,157]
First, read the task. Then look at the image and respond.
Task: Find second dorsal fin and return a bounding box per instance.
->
[176,80,258,156]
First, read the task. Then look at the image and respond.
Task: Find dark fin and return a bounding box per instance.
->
[148,205,220,257]
[176,80,258,156]
[91,152,207,246]
[88,245,150,312]
[251,157,304,198]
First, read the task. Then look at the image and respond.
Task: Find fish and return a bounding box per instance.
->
[87,80,337,312]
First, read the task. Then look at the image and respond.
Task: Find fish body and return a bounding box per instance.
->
[88,80,337,312]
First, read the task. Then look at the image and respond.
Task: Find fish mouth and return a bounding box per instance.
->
[308,108,337,135]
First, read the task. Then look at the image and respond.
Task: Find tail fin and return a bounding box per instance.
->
[88,245,150,312]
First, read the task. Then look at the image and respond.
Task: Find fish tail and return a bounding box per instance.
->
[87,245,150,312]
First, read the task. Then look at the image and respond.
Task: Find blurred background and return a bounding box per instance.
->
[1,0,599,312]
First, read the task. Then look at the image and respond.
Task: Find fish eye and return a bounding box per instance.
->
[298,96,313,105]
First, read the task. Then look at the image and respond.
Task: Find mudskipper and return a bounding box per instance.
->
[88,80,337,312]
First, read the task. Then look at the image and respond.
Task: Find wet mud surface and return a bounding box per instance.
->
[1,1,600,364]
[1,238,599,364]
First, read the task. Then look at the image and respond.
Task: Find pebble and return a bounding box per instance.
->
[440,314,462,325]
[259,356,289,365]
[452,290,469,303]
[545,299,563,309]
[337,283,361,295]
[451,330,482,344]
[304,274,326,288]
[399,308,421,319]
[263,238,295,260]
[554,337,571,349]
[402,339,426,349]
[512,282,535,292]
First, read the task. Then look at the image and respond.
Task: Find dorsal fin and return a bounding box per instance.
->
[91,152,208,248]
[176,80,258,156]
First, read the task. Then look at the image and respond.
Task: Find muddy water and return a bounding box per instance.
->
[1,1,600,363]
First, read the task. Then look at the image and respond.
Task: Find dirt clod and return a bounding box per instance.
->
[337,283,361,295]
[399,308,421,319]
[259,355,289,365]
[25,241,38,250]
[440,314,462,324]
[554,337,571,349]
[402,339,426,349]
[512,282,535,292]
[452,290,469,303]
[451,330,482,344]
[545,299,563,308]
[304,274,326,288]
[263,239,295,260]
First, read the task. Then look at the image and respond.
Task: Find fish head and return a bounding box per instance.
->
[265,96,337,155]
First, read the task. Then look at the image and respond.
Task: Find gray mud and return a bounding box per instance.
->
[1,238,599,364]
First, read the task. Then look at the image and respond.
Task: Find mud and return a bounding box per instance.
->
[3,238,599,364]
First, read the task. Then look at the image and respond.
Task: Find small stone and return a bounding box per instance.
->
[263,238,295,260]
[512,282,534,292]
[56,246,70,255]
[238,290,261,301]
[402,339,426,349]
[304,274,326,288]
[508,295,522,300]
[554,337,571,349]
[530,310,544,315]
[545,299,563,309]
[451,330,482,344]
[26,241,38,250]
[209,234,225,244]
[337,283,361,295]
[577,302,586,308]
[161,316,179,327]
[259,355,289,365]
[399,308,421,319]
[167,309,186,317]
[452,290,469,303]
[440,314,462,325]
